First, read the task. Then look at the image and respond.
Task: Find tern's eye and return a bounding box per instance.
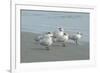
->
[64,33,66,35]
[47,32,51,34]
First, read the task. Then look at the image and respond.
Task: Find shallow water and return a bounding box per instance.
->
[21,32,89,63]
[21,10,89,42]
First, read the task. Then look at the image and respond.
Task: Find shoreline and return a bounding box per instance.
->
[21,31,89,63]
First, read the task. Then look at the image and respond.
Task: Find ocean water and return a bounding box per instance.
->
[21,10,90,42]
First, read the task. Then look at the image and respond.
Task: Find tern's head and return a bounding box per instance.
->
[76,32,82,39]
[77,32,82,35]
[46,32,53,37]
[63,33,68,36]
[58,27,64,31]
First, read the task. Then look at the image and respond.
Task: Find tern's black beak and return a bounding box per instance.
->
[58,28,62,31]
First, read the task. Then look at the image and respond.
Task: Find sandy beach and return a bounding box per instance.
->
[21,32,89,63]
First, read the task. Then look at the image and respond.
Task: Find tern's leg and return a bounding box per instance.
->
[46,46,50,50]
[75,39,79,45]
[62,43,66,47]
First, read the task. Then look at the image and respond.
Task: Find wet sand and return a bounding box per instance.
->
[21,32,89,63]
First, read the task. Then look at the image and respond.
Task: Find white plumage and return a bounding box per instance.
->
[68,32,82,44]
[55,33,69,47]
[34,26,82,49]
[35,32,53,50]
[53,27,69,46]
[53,27,64,38]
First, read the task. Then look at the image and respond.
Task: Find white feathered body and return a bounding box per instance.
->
[69,34,82,41]
[53,31,64,38]
[39,35,53,46]
[57,34,68,42]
